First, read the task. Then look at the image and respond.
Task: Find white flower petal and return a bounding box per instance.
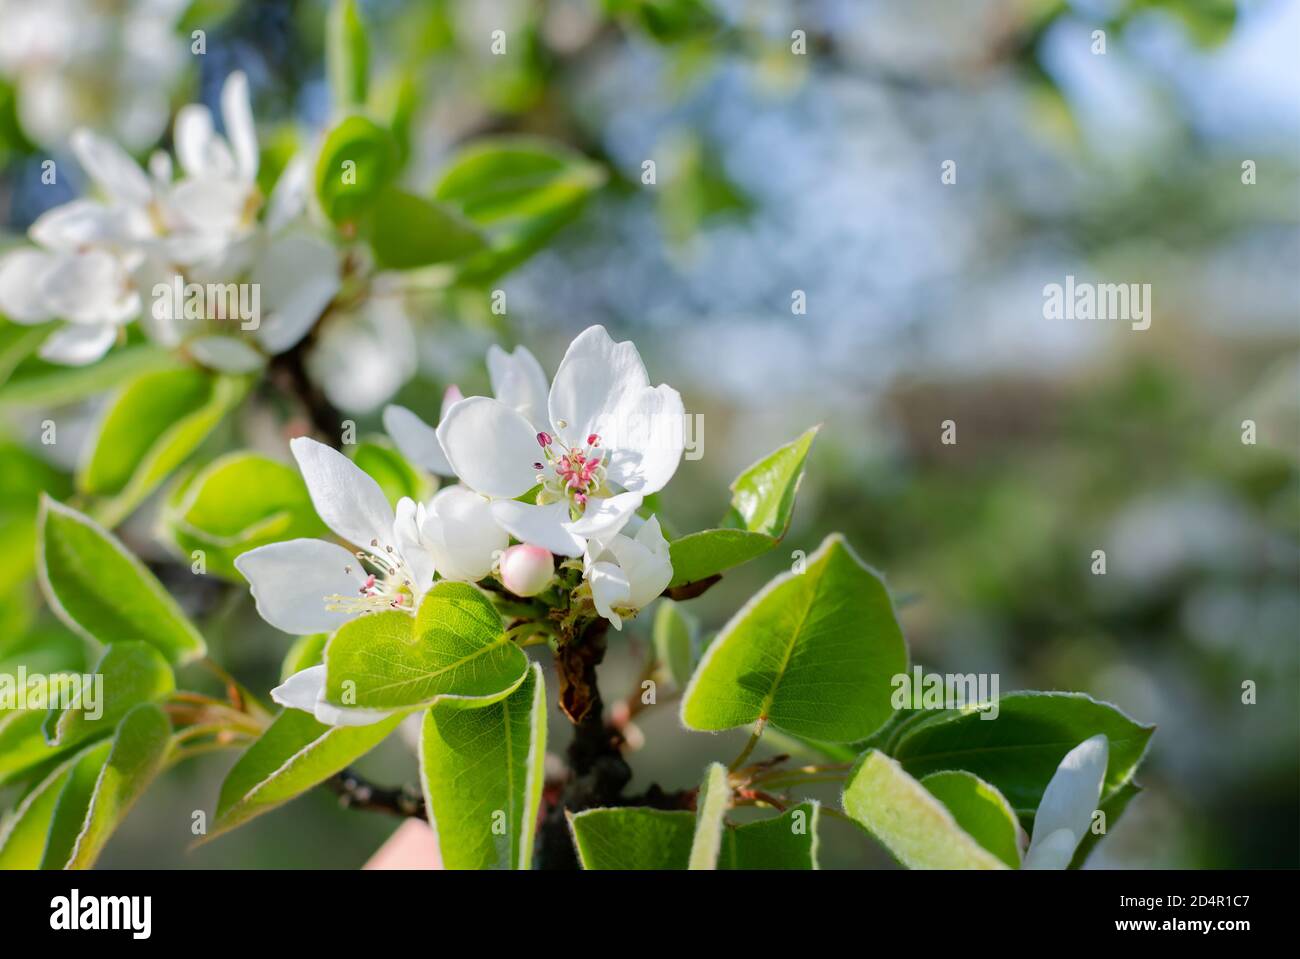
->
[313,698,395,727]
[234,538,366,635]
[272,665,394,727]
[487,343,550,429]
[383,404,453,476]
[188,334,265,373]
[491,499,586,558]
[586,559,629,630]
[290,436,397,550]
[38,323,117,365]
[70,128,152,207]
[39,251,138,325]
[547,325,651,448]
[601,384,685,495]
[174,103,234,180]
[29,200,119,251]
[253,231,341,354]
[436,396,540,499]
[221,71,259,182]
[264,155,310,231]
[422,486,508,581]
[1024,734,1109,870]
[608,530,672,610]
[170,176,248,236]
[394,497,436,598]
[0,249,55,323]
[564,490,642,541]
[307,297,416,414]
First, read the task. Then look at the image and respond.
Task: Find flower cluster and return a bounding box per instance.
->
[238,325,683,725]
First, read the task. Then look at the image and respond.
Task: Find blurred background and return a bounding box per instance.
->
[1,0,1297,868]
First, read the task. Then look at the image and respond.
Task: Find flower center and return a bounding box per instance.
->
[324,539,414,614]
[534,431,606,518]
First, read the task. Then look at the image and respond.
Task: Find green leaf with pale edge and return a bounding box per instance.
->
[688,762,731,869]
[281,633,328,681]
[362,188,487,270]
[0,709,72,786]
[842,749,1008,870]
[44,642,174,749]
[212,708,403,838]
[652,599,695,689]
[720,802,820,869]
[41,703,171,869]
[569,808,696,870]
[0,344,177,409]
[327,0,369,108]
[920,770,1022,867]
[681,534,907,742]
[79,369,248,528]
[419,662,546,869]
[165,452,328,582]
[325,581,526,711]
[0,747,87,868]
[569,804,819,870]
[66,703,170,868]
[315,115,398,224]
[38,497,206,664]
[891,691,1155,813]
[668,427,817,586]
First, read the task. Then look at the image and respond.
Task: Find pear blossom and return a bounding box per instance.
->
[499,544,555,597]
[271,665,394,727]
[234,437,436,635]
[1022,734,1110,869]
[583,515,673,630]
[413,326,684,558]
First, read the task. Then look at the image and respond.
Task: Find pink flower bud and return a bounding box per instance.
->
[500,544,553,597]
[587,433,601,446]
[442,384,464,409]
[536,431,552,448]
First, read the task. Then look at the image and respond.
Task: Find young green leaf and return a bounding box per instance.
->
[78,368,248,528]
[212,708,403,839]
[315,115,399,224]
[326,0,369,109]
[681,534,907,743]
[891,691,1155,814]
[38,496,206,664]
[0,708,69,786]
[843,749,1009,870]
[0,343,177,409]
[688,762,731,869]
[165,452,329,581]
[349,438,433,505]
[0,747,88,868]
[652,598,696,689]
[281,633,329,681]
[324,581,527,711]
[418,662,546,870]
[44,642,174,749]
[361,188,487,270]
[720,801,820,869]
[569,808,697,870]
[668,426,818,586]
[62,703,171,869]
[920,770,1022,868]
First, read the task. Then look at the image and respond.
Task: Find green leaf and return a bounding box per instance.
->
[681,534,907,742]
[324,581,527,711]
[418,662,546,870]
[327,0,369,109]
[362,188,487,270]
[0,709,67,786]
[0,748,87,868]
[315,115,399,224]
[281,633,329,681]
[842,749,1009,870]
[920,770,1022,867]
[164,452,328,581]
[78,368,249,528]
[668,426,817,586]
[212,708,403,838]
[349,438,433,505]
[0,344,177,409]
[42,703,171,869]
[722,802,820,869]
[652,599,695,689]
[891,691,1155,813]
[38,497,206,664]
[688,762,730,869]
[433,137,606,282]
[569,808,696,870]
[44,642,174,749]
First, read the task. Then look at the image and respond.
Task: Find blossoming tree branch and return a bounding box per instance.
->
[0,2,1151,871]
